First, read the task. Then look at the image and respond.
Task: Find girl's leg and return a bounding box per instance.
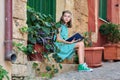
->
[75,41,85,64]
[75,41,93,72]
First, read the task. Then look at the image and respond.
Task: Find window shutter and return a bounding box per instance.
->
[99,0,107,20]
[27,0,56,21]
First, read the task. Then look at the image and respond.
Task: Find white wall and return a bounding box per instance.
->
[0,0,5,64]
[0,0,11,79]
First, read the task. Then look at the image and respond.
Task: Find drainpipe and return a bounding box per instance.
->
[5,0,17,62]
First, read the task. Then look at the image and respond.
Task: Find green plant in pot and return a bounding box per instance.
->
[99,23,120,44]
[27,6,57,52]
[83,31,93,47]
[99,23,120,61]
[14,6,63,79]
[14,6,62,62]
[82,31,103,67]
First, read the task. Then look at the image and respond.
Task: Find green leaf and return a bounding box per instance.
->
[19,26,28,33]
[31,15,36,22]
[32,62,38,69]
[52,54,63,63]
[27,44,34,53]
[46,66,52,71]
[41,27,51,35]
[45,44,51,50]
[41,73,52,79]
[28,37,36,44]
[5,75,10,80]
[38,13,45,20]
[0,65,9,80]
[44,22,52,27]
[52,65,55,68]
[54,69,58,73]
[59,63,62,69]
[55,22,61,28]
[42,14,47,19]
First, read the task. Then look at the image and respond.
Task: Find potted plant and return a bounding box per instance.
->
[14,6,62,63]
[99,23,120,61]
[14,7,63,79]
[83,32,104,67]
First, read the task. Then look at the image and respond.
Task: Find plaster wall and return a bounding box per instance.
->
[0,0,11,79]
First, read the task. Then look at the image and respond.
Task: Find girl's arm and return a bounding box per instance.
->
[56,28,75,44]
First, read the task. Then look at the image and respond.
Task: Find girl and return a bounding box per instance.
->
[54,10,93,72]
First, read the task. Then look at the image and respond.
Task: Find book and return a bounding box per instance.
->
[66,33,84,43]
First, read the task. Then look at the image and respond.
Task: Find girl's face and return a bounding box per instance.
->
[62,12,72,24]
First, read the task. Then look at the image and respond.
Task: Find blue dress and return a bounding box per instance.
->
[54,24,76,60]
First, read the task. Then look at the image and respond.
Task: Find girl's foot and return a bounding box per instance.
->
[78,63,93,72]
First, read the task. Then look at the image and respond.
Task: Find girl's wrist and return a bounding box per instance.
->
[65,41,72,44]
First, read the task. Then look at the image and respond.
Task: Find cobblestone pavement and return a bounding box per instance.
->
[51,61,120,80]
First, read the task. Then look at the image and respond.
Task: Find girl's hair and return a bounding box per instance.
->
[60,10,72,28]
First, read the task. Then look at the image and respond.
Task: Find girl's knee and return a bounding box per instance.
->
[76,41,84,47]
[79,41,84,46]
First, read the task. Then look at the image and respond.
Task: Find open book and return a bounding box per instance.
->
[66,33,84,43]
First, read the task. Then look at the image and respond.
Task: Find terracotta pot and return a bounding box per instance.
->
[85,47,104,67]
[104,44,120,60]
[27,53,43,61]
[27,44,46,61]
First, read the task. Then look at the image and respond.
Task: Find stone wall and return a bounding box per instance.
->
[56,0,65,22]
[12,0,28,79]
[69,0,88,36]
[73,0,88,34]
[56,0,88,36]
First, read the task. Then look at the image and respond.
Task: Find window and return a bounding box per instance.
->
[99,0,107,20]
[27,0,56,21]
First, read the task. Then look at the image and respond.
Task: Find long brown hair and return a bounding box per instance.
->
[60,10,72,28]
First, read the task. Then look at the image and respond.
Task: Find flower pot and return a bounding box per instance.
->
[104,44,120,61]
[85,47,104,67]
[27,44,46,61]
[27,53,43,61]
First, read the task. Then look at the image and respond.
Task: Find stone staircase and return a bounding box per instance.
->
[25,61,78,80]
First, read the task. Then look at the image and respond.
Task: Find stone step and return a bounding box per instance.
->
[26,61,78,79]
[56,64,78,74]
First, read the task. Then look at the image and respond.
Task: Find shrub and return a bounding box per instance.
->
[99,23,120,43]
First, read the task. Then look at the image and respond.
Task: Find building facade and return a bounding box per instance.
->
[0,0,120,79]
[88,0,120,46]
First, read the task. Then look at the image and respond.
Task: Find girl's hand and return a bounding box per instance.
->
[71,38,76,43]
